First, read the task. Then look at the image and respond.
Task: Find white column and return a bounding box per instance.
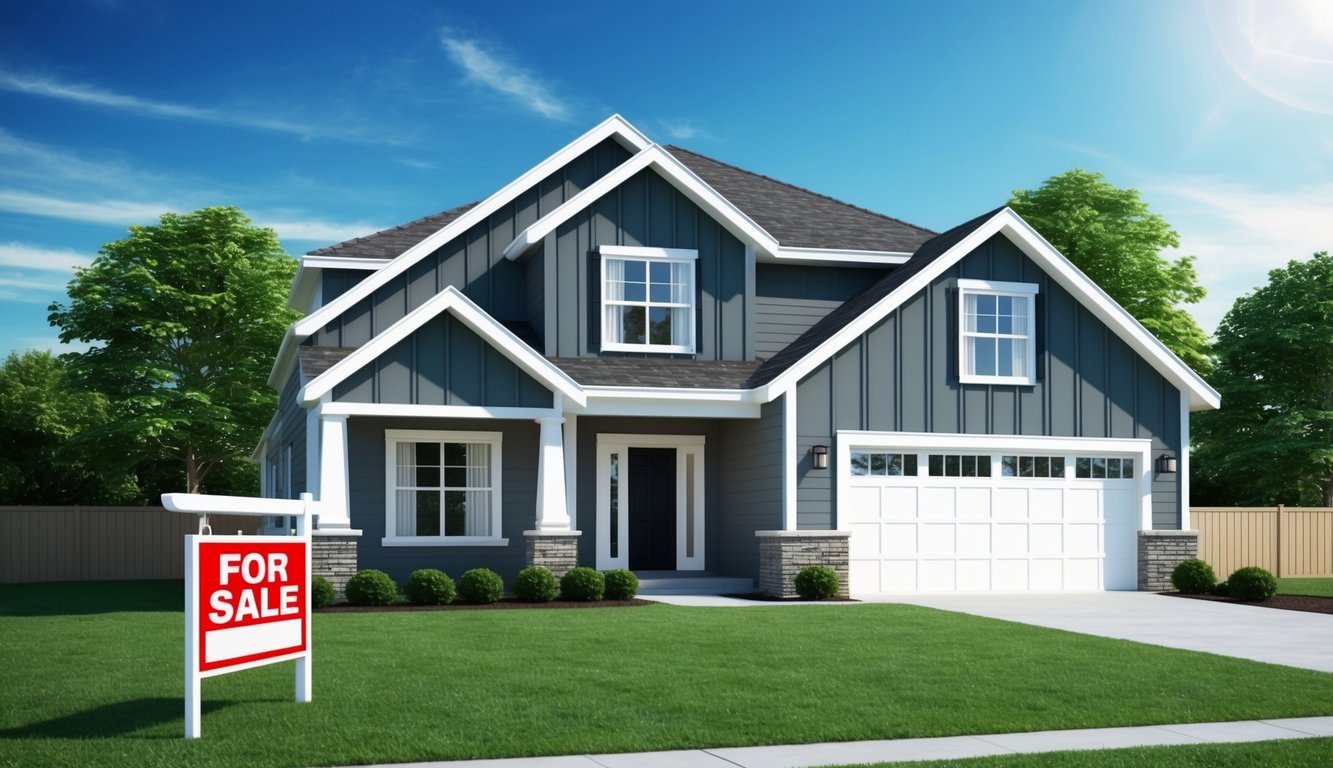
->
[317,414,351,529]
[534,416,572,531]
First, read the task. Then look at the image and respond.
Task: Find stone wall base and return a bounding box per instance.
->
[755,530,850,599]
[1138,530,1198,591]
[312,531,361,601]
[524,530,581,579]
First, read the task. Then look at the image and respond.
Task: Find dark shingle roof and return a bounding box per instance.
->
[308,202,479,259]
[665,146,936,253]
[299,346,354,383]
[549,357,763,389]
[746,208,1005,387]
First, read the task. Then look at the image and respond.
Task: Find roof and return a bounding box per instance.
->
[665,146,935,253]
[299,346,353,383]
[549,357,762,389]
[307,202,478,260]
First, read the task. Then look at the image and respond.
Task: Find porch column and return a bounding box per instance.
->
[534,416,571,531]
[317,414,351,530]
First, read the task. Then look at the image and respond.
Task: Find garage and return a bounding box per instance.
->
[838,434,1151,594]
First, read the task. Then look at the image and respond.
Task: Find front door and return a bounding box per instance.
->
[629,447,676,570]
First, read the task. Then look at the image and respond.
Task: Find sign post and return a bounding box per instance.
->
[164,492,318,739]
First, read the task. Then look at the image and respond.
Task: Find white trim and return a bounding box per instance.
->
[300,256,391,270]
[381,536,509,547]
[299,285,585,407]
[598,433,706,447]
[564,413,578,531]
[599,245,698,354]
[305,408,319,498]
[769,247,912,266]
[267,331,299,389]
[574,398,760,419]
[1180,391,1190,531]
[956,278,1039,294]
[594,433,706,571]
[599,245,698,260]
[317,414,351,529]
[758,209,1221,411]
[783,392,797,531]
[318,402,556,420]
[383,428,504,542]
[957,280,1039,386]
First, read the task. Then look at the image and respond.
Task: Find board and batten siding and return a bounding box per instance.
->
[330,311,553,409]
[754,264,887,359]
[544,168,749,360]
[715,400,785,577]
[794,233,1184,531]
[266,369,307,498]
[308,137,633,348]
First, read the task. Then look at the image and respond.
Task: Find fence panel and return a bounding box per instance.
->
[0,506,259,584]
[1193,507,1333,578]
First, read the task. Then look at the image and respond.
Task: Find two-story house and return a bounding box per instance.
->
[259,115,1218,598]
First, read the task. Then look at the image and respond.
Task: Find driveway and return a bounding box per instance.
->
[873,591,1333,673]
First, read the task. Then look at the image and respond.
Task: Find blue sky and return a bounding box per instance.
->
[2,0,1330,358]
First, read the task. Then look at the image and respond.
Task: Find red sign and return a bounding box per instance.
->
[197,539,308,673]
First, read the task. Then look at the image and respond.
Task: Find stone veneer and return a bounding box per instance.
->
[524,530,581,578]
[1137,530,1199,591]
[312,532,361,600]
[755,530,850,599]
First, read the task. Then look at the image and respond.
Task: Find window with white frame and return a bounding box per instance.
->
[601,246,696,353]
[384,430,502,544]
[958,279,1038,385]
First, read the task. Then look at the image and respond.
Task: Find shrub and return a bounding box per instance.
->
[458,568,504,604]
[560,566,605,602]
[1170,559,1216,595]
[794,565,839,600]
[513,566,558,603]
[1228,566,1277,602]
[404,569,456,605]
[345,569,398,606]
[311,576,335,608]
[1211,580,1230,597]
[603,569,639,600]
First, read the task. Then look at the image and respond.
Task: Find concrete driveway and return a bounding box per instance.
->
[873,592,1333,673]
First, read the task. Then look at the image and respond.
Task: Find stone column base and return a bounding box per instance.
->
[755,530,850,599]
[312,529,362,601]
[523,530,581,579]
[1137,530,1199,591]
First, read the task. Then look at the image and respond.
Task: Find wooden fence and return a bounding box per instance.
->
[1,506,259,584]
[1193,506,1333,578]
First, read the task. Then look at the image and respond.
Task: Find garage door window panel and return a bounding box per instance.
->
[928,453,991,477]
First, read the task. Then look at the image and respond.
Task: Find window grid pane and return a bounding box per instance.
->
[963,289,1032,379]
[604,256,692,349]
[393,439,496,538]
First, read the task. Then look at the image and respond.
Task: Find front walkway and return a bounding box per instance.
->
[348,717,1333,768]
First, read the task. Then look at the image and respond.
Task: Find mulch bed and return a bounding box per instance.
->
[318,598,656,612]
[723,593,858,603]
[1167,591,1333,616]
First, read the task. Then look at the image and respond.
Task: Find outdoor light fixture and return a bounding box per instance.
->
[1155,453,1177,474]
[812,445,829,470]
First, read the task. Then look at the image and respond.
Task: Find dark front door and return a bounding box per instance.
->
[629,447,676,570]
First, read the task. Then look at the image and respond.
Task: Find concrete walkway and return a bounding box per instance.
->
[347,717,1333,768]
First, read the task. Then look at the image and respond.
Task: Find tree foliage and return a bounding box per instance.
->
[1008,169,1211,371]
[1192,252,1333,506]
[48,206,299,494]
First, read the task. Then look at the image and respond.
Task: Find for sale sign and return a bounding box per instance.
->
[194,538,308,673]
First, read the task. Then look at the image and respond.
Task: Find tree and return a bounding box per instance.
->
[0,350,139,504]
[1008,170,1211,372]
[48,207,299,494]
[1193,253,1333,506]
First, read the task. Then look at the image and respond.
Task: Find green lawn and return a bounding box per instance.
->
[3,581,1333,768]
[1277,577,1333,597]
[834,737,1333,767]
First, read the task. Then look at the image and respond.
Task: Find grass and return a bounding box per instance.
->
[833,737,1333,767]
[3,581,1333,768]
[1277,577,1333,597]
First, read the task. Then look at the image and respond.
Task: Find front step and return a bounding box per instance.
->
[635,572,754,596]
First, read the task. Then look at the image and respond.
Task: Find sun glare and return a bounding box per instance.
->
[1207,0,1333,113]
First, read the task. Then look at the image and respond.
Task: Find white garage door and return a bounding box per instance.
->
[841,437,1147,594]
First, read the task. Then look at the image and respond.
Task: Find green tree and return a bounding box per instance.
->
[48,206,299,494]
[1008,169,1211,371]
[1193,252,1333,506]
[0,350,139,504]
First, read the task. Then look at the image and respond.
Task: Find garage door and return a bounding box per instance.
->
[841,438,1146,594]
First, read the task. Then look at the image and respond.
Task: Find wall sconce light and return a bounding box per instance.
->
[1155,453,1177,474]
[812,445,829,470]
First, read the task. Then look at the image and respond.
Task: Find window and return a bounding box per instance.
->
[384,430,504,545]
[928,453,992,477]
[850,451,918,476]
[1001,455,1066,478]
[1075,456,1135,479]
[958,279,1038,385]
[601,246,696,353]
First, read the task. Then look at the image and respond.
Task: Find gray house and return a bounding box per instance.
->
[259,115,1218,598]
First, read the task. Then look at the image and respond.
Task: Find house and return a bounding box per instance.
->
[258,115,1218,598]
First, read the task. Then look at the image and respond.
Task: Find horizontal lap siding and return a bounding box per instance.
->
[795,233,1184,530]
[754,265,887,359]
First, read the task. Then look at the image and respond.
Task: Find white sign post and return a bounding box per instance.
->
[164,492,319,739]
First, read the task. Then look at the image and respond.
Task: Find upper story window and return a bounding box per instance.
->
[600,246,696,354]
[958,279,1039,385]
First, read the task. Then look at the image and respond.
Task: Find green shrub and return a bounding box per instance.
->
[1211,580,1230,597]
[1227,566,1277,602]
[458,568,504,604]
[794,565,839,600]
[345,569,398,606]
[311,576,335,608]
[560,566,605,602]
[603,569,639,600]
[513,566,558,603]
[1170,559,1216,594]
[404,569,456,605]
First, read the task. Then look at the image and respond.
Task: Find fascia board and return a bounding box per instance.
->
[291,115,652,339]
[301,256,391,270]
[286,266,316,311]
[266,328,298,390]
[581,385,759,402]
[769,247,912,266]
[299,286,585,408]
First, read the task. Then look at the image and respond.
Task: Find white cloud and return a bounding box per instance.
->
[0,273,70,298]
[0,242,93,272]
[0,190,176,225]
[258,217,384,243]
[657,120,714,142]
[439,30,570,121]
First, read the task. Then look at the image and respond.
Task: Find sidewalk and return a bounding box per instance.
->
[346,716,1333,768]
